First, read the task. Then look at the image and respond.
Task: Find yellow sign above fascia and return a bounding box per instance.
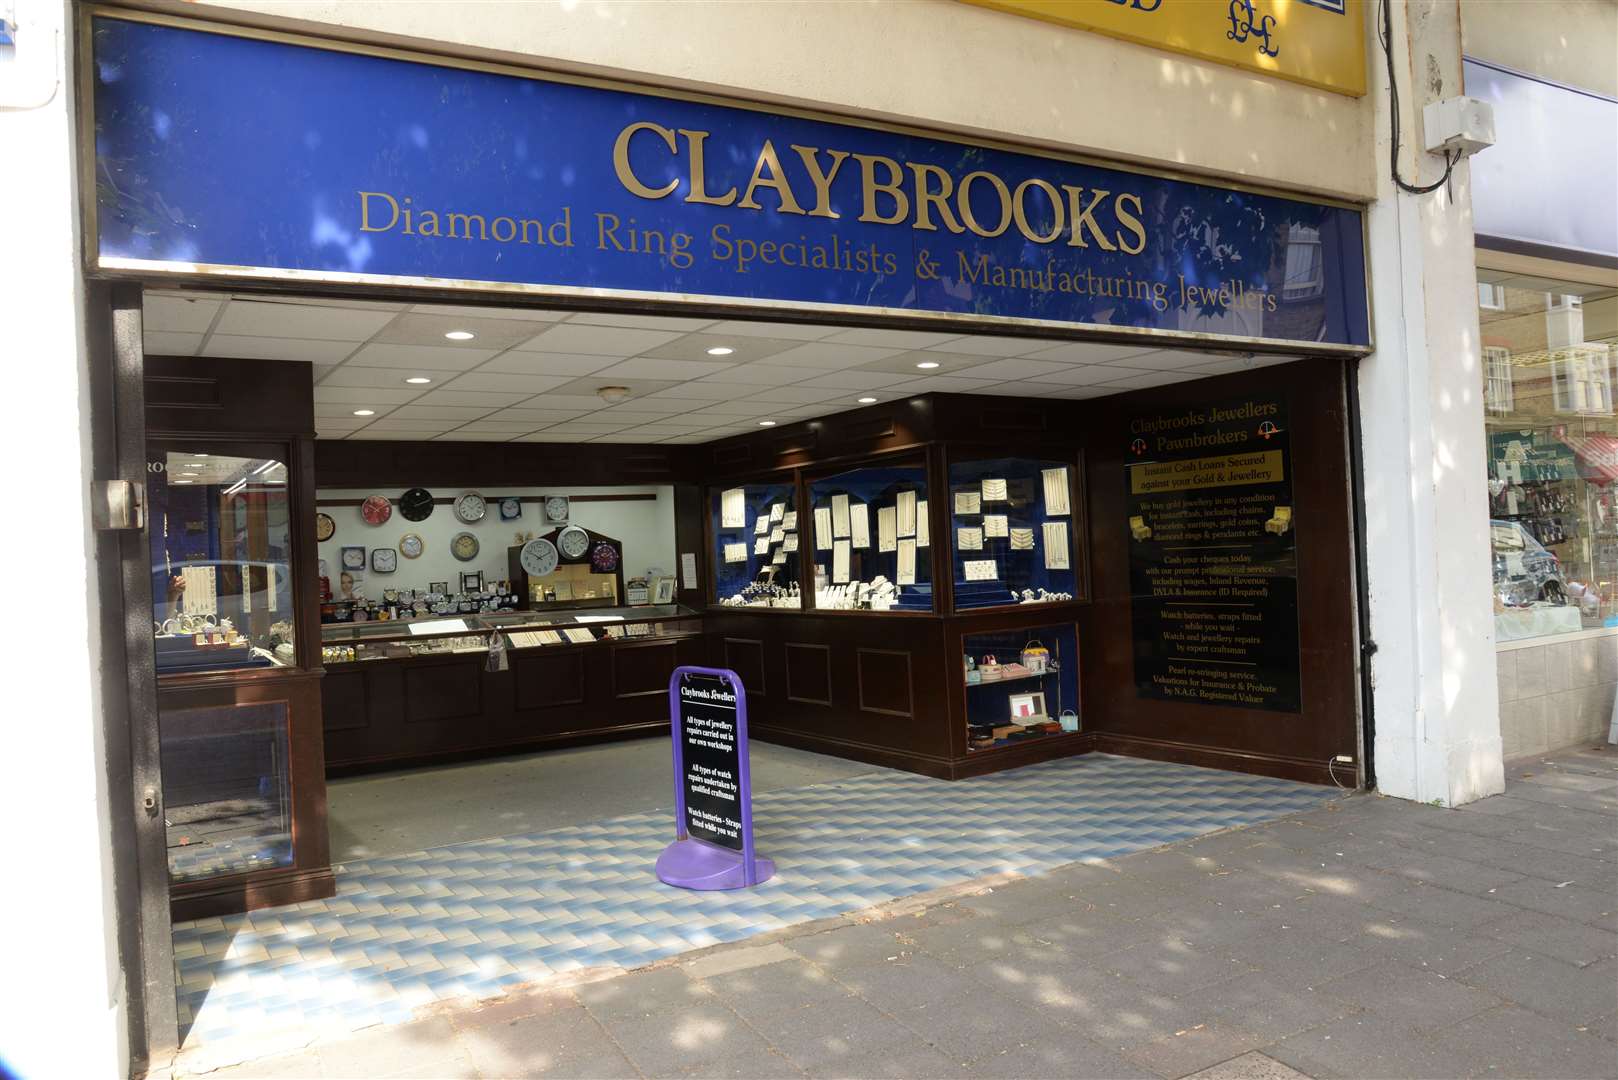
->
[962,0,1367,97]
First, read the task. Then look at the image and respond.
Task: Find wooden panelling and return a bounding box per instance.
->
[320,669,369,732]
[612,639,682,698]
[784,643,833,706]
[513,651,586,710]
[145,354,314,438]
[313,438,680,487]
[403,660,483,724]
[722,638,767,698]
[856,648,915,717]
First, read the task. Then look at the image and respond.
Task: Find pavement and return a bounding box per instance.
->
[173,746,1618,1079]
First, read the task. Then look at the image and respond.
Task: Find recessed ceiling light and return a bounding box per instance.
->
[191,453,209,458]
[706,346,735,356]
[171,479,194,485]
[444,330,476,341]
[857,396,878,404]
[405,376,432,384]
[915,361,940,369]
[758,420,776,427]
[180,472,199,477]
[353,409,376,416]
[184,461,205,467]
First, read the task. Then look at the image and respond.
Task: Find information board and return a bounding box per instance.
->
[676,672,746,852]
[1125,396,1301,712]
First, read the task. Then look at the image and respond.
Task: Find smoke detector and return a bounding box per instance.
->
[596,386,631,404]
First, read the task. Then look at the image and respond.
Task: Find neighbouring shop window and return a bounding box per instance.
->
[1282,225,1325,301]
[148,445,297,672]
[1480,273,1618,641]
[712,481,800,607]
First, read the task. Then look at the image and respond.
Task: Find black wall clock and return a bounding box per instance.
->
[399,487,435,521]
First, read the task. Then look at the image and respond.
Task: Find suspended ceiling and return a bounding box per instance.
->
[142,291,1297,443]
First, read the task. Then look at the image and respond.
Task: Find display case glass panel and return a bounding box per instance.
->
[160,701,294,881]
[148,444,298,673]
[963,624,1079,751]
[712,482,802,608]
[320,604,702,662]
[807,463,933,611]
[948,456,1076,610]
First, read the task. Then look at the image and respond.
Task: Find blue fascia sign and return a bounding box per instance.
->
[90,15,1370,350]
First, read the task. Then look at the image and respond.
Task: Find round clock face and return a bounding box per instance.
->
[341,547,365,570]
[557,525,591,560]
[591,541,620,573]
[371,548,396,573]
[544,495,569,523]
[451,532,481,562]
[454,491,487,523]
[520,537,559,577]
[316,513,336,542]
[361,495,392,525]
[399,487,435,522]
[400,533,424,559]
[500,497,523,520]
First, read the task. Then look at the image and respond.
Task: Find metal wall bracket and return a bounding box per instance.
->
[93,479,145,531]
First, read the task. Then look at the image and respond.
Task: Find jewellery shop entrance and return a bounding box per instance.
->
[84,8,1372,1062]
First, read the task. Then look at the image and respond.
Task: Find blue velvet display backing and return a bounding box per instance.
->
[949,457,1077,609]
[711,483,799,602]
[808,465,932,610]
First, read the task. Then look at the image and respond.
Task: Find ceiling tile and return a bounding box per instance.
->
[597,399,690,415]
[316,403,385,418]
[923,334,1049,357]
[789,370,916,391]
[821,327,963,349]
[946,357,1082,381]
[213,300,397,341]
[409,303,567,322]
[355,418,453,432]
[681,401,767,418]
[431,432,521,442]
[316,366,463,389]
[741,386,849,405]
[346,342,497,370]
[699,319,838,341]
[1108,349,1257,372]
[517,323,685,355]
[641,333,803,363]
[1038,385,1123,399]
[439,372,574,394]
[203,335,357,364]
[882,375,1001,393]
[755,342,902,371]
[702,364,813,386]
[496,394,619,411]
[259,295,406,312]
[346,430,430,441]
[852,349,1000,376]
[591,357,736,381]
[950,381,1058,397]
[536,421,641,435]
[605,416,714,430]
[476,351,623,377]
[655,434,716,444]
[312,386,423,405]
[370,312,554,350]
[513,432,592,443]
[565,311,718,332]
[1025,364,1157,387]
[313,418,372,432]
[542,376,682,400]
[144,294,220,333]
[442,421,545,433]
[1020,340,1159,364]
[387,405,498,421]
[145,331,203,356]
[485,408,596,423]
[1100,370,1203,389]
[587,432,667,443]
[411,389,538,408]
[645,382,761,401]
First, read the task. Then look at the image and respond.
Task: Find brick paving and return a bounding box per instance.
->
[175,746,1618,1079]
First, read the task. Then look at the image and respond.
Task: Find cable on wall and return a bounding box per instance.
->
[1378,0,1458,195]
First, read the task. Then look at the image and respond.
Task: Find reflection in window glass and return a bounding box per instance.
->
[161,702,294,882]
[149,447,296,673]
[1480,275,1618,641]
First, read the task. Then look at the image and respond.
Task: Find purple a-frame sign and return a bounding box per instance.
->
[655,666,775,890]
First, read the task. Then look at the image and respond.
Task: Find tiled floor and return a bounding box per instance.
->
[172,754,1337,1054]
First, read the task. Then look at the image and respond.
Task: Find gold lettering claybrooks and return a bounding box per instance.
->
[612,123,1148,252]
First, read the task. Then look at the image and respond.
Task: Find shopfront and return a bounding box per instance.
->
[67,3,1379,1068]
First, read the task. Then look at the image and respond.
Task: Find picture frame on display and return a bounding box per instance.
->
[652,575,676,605]
[460,571,484,593]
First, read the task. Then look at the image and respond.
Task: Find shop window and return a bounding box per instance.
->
[1551,347,1613,416]
[963,624,1079,750]
[805,462,932,611]
[1478,282,1507,311]
[947,456,1077,610]
[711,481,800,607]
[1484,346,1515,414]
[1281,226,1324,301]
[148,444,297,673]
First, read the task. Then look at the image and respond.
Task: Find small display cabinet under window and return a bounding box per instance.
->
[963,624,1079,751]
[949,456,1077,610]
[713,482,801,608]
[806,463,933,611]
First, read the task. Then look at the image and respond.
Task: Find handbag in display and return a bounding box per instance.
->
[965,654,981,685]
[1059,709,1080,733]
[1020,640,1050,674]
[979,654,1002,681]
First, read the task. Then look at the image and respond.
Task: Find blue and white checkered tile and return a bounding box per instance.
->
[171,753,1336,1049]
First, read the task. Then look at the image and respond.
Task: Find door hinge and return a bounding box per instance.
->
[93,480,144,531]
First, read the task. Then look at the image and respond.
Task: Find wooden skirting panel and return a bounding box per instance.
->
[949,731,1095,779]
[855,648,914,718]
[326,721,667,777]
[722,637,768,699]
[784,642,833,706]
[750,724,957,780]
[170,865,335,923]
[1092,733,1336,787]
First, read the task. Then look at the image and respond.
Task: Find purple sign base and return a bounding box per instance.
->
[656,839,776,892]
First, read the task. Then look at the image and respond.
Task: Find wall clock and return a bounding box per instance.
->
[544,495,570,524]
[500,496,523,520]
[371,548,397,573]
[451,532,481,561]
[361,494,392,525]
[557,524,591,560]
[520,537,559,577]
[316,513,336,541]
[454,491,487,523]
[400,533,424,559]
[340,546,365,571]
[591,541,620,573]
[399,487,435,521]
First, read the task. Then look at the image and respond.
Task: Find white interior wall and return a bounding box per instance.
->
[317,485,676,598]
[184,0,1378,201]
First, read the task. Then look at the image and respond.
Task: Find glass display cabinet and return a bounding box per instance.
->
[712,482,801,607]
[806,461,933,611]
[320,604,703,663]
[962,624,1080,751]
[948,456,1078,610]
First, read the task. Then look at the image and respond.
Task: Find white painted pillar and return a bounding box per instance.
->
[1359,0,1505,805]
[0,1,130,1076]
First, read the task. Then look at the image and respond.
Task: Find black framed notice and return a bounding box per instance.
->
[1124,395,1301,712]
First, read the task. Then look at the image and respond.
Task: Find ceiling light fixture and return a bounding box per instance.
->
[444,330,476,341]
[596,385,631,404]
[405,376,432,384]
[353,409,376,416]
[180,472,198,477]
[857,396,878,404]
[706,346,735,356]
[171,479,195,485]
[758,420,777,427]
[915,361,940,369]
